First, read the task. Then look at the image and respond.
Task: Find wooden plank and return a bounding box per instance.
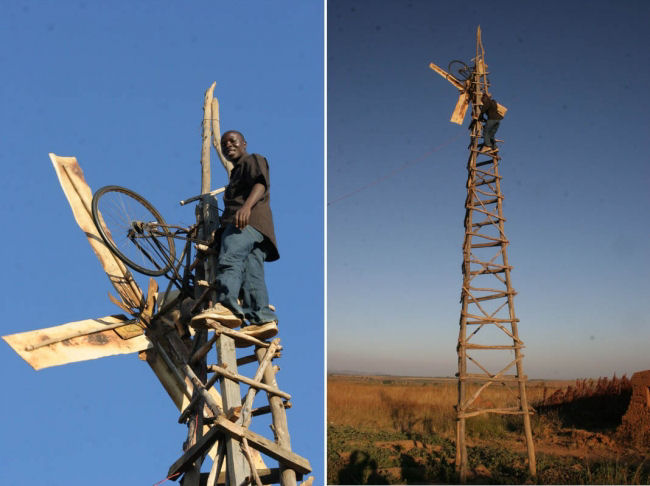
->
[450,91,470,125]
[168,427,222,478]
[256,346,297,486]
[207,364,291,400]
[200,468,297,486]
[213,416,312,475]
[216,335,249,482]
[49,153,143,309]
[428,62,464,90]
[3,315,151,370]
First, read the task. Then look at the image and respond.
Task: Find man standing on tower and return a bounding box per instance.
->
[192,130,280,340]
[479,92,503,153]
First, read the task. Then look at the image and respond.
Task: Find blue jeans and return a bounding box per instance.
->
[483,119,500,148]
[214,224,278,324]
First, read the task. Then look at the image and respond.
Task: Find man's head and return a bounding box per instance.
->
[221,130,247,162]
[482,93,491,102]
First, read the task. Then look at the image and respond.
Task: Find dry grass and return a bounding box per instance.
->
[327,374,647,484]
[327,374,570,439]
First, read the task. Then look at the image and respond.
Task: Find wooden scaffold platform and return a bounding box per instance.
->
[3,82,313,486]
[429,27,536,482]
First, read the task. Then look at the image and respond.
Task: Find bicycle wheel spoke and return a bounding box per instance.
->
[92,186,176,276]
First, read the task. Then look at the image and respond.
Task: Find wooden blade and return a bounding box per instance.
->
[3,315,151,370]
[429,62,464,90]
[108,292,135,314]
[451,91,470,125]
[49,154,144,309]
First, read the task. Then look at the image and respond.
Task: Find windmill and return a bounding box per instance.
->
[3,82,313,486]
[429,27,535,482]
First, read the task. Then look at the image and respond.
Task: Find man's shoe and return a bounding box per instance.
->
[191,303,242,329]
[241,321,278,341]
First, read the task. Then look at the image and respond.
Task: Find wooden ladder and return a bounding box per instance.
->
[156,198,311,486]
[454,31,536,482]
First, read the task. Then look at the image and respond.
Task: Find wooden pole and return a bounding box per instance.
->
[181,81,217,486]
[201,82,216,194]
[255,347,297,486]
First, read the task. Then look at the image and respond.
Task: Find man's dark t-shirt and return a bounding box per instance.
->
[480,97,503,120]
[221,153,279,262]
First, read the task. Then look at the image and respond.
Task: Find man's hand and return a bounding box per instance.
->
[234,182,266,229]
[235,206,252,229]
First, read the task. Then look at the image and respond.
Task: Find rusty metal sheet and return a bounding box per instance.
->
[3,315,151,370]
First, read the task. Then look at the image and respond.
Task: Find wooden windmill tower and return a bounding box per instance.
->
[429,28,536,481]
[3,83,313,486]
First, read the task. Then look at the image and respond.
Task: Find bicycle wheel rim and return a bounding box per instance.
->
[448,60,471,80]
[92,185,175,277]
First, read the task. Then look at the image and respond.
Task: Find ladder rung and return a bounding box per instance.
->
[207,365,291,400]
[458,407,530,419]
[467,232,507,243]
[459,373,526,382]
[475,177,498,187]
[473,167,498,178]
[469,267,507,276]
[463,314,520,323]
[475,160,494,167]
[237,354,259,366]
[472,219,499,228]
[466,206,502,219]
[470,241,503,248]
[471,196,500,205]
[466,320,519,325]
[466,291,515,302]
[251,400,292,417]
[464,344,524,350]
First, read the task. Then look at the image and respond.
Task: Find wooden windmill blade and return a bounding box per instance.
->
[2,315,150,370]
[49,154,144,309]
[428,61,471,125]
[450,91,470,125]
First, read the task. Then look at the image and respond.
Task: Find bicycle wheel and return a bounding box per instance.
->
[448,60,472,81]
[92,185,176,276]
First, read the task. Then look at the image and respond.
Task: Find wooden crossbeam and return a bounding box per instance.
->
[207,364,291,400]
[212,416,312,475]
[199,468,302,486]
[168,427,222,478]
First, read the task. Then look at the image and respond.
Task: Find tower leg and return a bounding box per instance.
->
[218,336,249,485]
[255,347,297,486]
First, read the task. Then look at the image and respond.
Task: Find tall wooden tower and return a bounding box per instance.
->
[429,27,536,481]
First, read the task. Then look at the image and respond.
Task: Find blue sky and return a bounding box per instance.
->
[0,1,323,485]
[327,0,649,379]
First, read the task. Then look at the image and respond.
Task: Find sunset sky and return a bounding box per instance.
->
[327,0,649,379]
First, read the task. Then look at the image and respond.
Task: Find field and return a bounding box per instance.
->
[327,374,649,484]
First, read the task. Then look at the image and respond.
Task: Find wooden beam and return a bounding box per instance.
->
[199,468,300,486]
[428,62,464,90]
[212,416,312,475]
[207,364,291,400]
[168,428,222,478]
[450,91,470,125]
[3,315,151,370]
[49,154,143,309]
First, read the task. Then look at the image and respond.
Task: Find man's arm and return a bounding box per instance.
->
[234,182,265,229]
